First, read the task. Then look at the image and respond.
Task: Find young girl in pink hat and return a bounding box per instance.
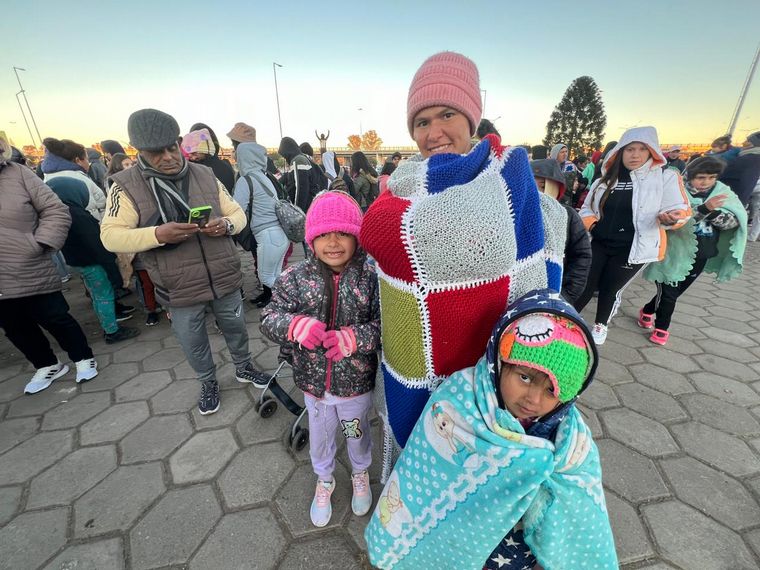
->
[261,190,381,527]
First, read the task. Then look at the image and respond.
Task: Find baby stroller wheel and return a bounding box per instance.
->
[291,428,309,451]
[260,397,278,418]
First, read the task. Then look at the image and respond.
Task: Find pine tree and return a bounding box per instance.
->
[543,76,606,157]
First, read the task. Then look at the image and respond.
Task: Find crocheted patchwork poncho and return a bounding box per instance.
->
[360,135,565,477]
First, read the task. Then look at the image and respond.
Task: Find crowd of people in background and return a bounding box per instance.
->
[1,48,759,569]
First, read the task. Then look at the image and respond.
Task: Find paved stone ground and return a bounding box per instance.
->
[2,245,760,570]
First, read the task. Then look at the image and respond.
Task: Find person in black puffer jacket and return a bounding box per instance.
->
[531,159,592,304]
[187,122,236,193]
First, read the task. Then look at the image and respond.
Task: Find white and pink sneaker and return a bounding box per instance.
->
[310,478,335,527]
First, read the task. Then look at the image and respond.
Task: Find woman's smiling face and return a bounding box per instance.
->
[412,106,472,158]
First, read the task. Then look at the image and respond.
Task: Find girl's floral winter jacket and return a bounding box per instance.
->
[260,252,381,398]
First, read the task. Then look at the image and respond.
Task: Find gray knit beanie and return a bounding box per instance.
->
[128,109,180,151]
[748,131,760,148]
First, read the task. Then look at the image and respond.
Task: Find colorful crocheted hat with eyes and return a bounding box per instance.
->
[181,129,215,156]
[499,313,590,403]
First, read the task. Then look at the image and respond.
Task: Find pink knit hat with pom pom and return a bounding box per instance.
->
[305,191,363,250]
[407,51,482,137]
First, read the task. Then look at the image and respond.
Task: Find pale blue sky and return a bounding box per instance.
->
[2,0,759,148]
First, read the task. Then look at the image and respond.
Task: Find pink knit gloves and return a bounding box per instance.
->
[288,316,327,350]
[323,328,357,361]
[287,317,357,361]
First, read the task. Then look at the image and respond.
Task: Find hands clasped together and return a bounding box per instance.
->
[288,316,357,361]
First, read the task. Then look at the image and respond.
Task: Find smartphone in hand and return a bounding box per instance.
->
[188,206,213,228]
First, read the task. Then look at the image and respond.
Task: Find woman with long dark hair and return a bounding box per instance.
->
[574,126,691,344]
[105,152,134,191]
[350,151,378,211]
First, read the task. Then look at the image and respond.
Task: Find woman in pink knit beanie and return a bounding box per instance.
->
[360,51,568,480]
[261,190,381,528]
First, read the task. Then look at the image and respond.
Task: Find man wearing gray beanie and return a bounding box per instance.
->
[100,108,269,415]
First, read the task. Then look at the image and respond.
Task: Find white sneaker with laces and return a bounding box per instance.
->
[351,470,372,516]
[75,358,98,383]
[24,362,69,394]
[310,478,335,527]
[592,323,608,345]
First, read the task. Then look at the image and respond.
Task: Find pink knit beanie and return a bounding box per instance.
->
[305,191,363,250]
[407,51,482,137]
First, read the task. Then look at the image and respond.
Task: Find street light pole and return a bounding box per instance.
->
[481,89,487,119]
[728,41,760,137]
[273,62,283,139]
[13,67,42,146]
[358,107,363,136]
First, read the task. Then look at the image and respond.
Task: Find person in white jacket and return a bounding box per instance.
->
[573,126,691,345]
[41,137,106,221]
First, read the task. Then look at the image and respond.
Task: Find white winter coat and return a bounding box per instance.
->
[580,126,691,264]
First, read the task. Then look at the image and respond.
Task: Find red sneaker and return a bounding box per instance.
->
[638,308,654,329]
[649,328,669,345]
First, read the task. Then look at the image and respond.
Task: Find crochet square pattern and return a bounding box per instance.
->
[359,191,416,283]
[379,280,427,379]
[427,275,510,377]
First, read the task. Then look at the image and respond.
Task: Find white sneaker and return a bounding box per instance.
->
[24,362,69,394]
[310,478,335,527]
[75,358,98,383]
[592,323,608,345]
[351,470,373,516]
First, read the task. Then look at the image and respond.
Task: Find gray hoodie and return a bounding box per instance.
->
[232,142,280,235]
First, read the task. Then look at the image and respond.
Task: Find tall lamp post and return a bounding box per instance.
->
[358,107,364,136]
[728,41,760,137]
[273,62,283,139]
[481,89,487,120]
[13,67,42,147]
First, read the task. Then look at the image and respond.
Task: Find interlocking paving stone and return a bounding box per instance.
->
[234,401,298,446]
[345,483,383,552]
[112,341,161,363]
[696,339,758,364]
[643,501,756,570]
[578,381,620,410]
[690,372,760,406]
[120,414,193,464]
[6,383,77,417]
[190,391,251,428]
[679,393,760,436]
[600,409,678,457]
[219,443,294,508]
[0,363,21,382]
[189,508,287,570]
[114,371,172,402]
[629,363,694,395]
[746,529,760,559]
[706,305,757,322]
[660,456,760,531]
[80,401,150,445]
[74,462,165,537]
[605,491,654,564]
[150,379,198,414]
[278,534,362,570]
[28,445,117,508]
[576,405,603,438]
[169,428,239,484]
[594,359,635,386]
[614,383,687,423]
[597,340,643,365]
[597,439,669,503]
[0,429,74,484]
[641,348,701,374]
[129,485,221,570]
[275,463,351,537]
[142,347,187,371]
[672,301,709,317]
[41,537,124,570]
[0,485,22,525]
[0,373,30,403]
[0,507,69,570]
[671,421,760,477]
[41,391,111,430]
[667,321,707,341]
[79,361,139,392]
[693,354,760,382]
[0,416,39,454]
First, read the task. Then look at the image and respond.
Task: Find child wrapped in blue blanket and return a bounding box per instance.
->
[365,289,617,569]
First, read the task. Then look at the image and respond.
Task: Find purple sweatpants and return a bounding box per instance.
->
[304,390,373,480]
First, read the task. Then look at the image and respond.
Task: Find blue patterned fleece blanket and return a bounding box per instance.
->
[364,355,618,569]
